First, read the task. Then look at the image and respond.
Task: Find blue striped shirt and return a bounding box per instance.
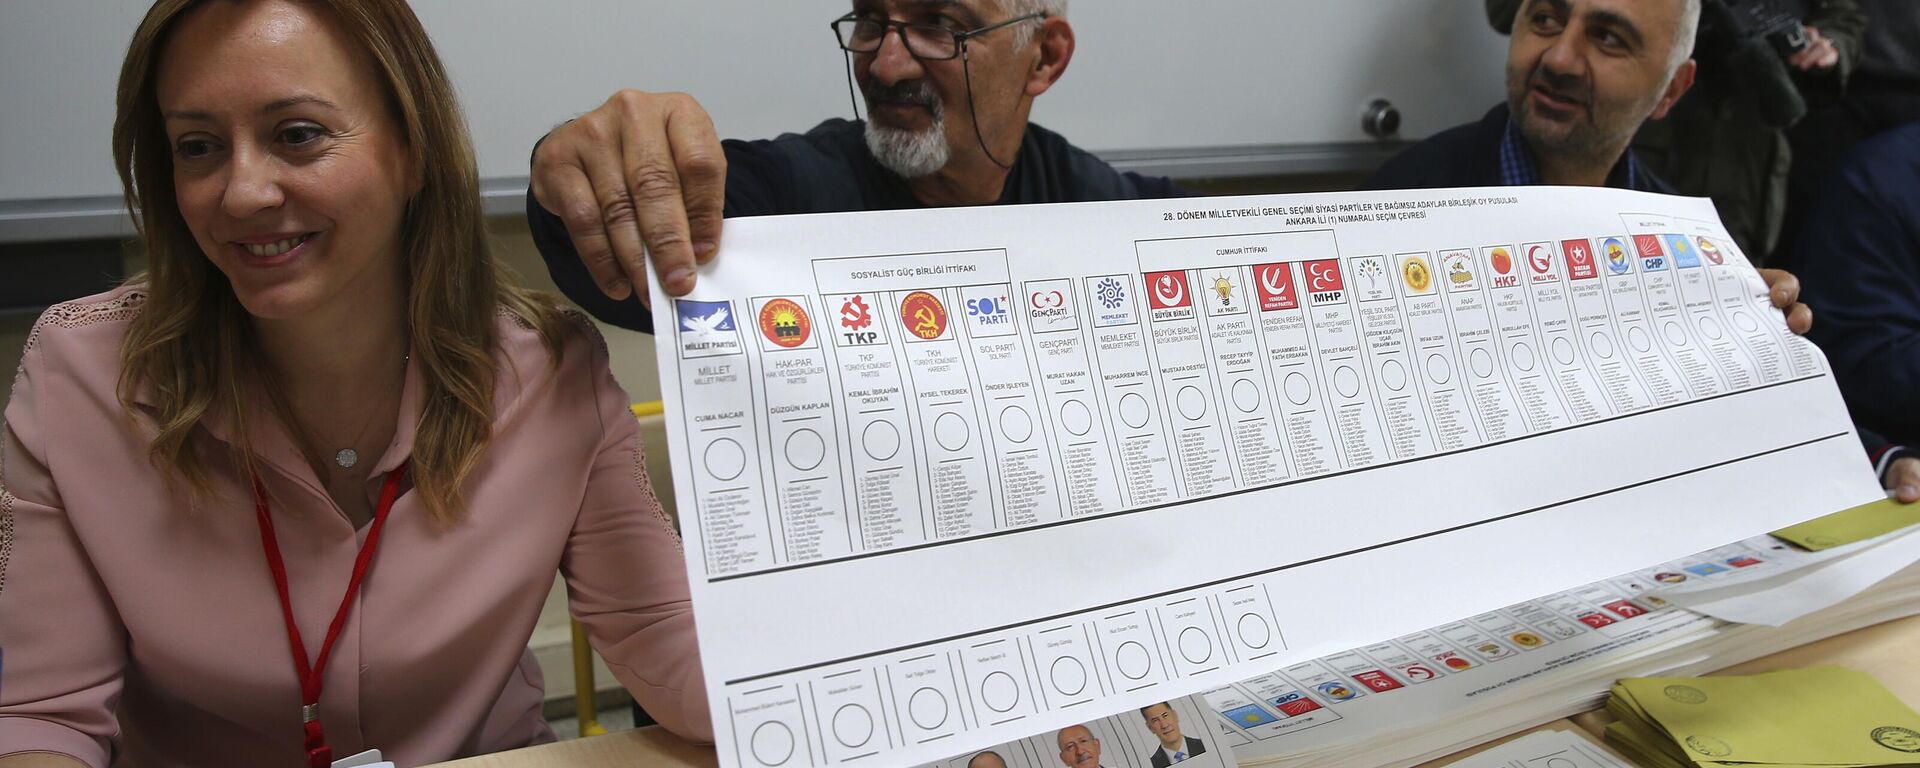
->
[1499,118,1641,189]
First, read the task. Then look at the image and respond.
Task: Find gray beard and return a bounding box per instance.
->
[864,113,951,179]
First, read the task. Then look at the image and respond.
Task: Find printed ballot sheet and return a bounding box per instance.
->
[647,187,1882,768]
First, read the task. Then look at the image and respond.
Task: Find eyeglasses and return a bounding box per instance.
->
[830,10,1047,61]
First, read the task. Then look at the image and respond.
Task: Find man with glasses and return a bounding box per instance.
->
[526,0,1183,332]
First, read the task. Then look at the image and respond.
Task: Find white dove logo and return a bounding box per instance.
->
[1155,273,1184,306]
[681,306,731,334]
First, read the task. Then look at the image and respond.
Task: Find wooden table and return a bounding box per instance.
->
[427,616,1920,768]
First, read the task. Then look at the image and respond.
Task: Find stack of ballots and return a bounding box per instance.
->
[1211,510,1920,767]
[1604,667,1920,767]
[940,508,1920,766]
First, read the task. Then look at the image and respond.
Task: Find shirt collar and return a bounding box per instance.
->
[1500,117,1641,189]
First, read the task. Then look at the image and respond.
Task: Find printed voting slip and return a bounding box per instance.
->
[1204,528,1920,766]
[646,186,1882,767]
[912,694,1234,768]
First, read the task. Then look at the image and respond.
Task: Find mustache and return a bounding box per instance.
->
[863,79,943,116]
[1528,65,1592,107]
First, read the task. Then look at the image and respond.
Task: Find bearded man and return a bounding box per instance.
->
[525,0,1183,331]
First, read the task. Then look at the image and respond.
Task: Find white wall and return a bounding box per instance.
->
[0,0,1510,206]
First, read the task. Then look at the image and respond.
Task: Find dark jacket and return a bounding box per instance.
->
[1486,0,1866,259]
[1358,103,1673,193]
[1637,0,1865,260]
[1149,736,1208,768]
[1797,123,1920,450]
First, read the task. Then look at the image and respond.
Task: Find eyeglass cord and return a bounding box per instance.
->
[840,49,1017,174]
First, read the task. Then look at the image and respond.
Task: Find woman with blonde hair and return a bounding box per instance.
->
[0,1,707,765]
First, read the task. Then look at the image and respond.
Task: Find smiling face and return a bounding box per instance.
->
[1142,703,1182,748]
[157,0,414,322]
[848,0,1038,177]
[1504,0,1694,166]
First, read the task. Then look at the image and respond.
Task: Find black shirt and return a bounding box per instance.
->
[527,118,1187,333]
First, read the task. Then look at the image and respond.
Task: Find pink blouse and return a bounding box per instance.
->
[0,285,711,766]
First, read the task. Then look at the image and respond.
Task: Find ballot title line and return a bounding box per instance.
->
[723,428,1849,686]
[707,372,1830,584]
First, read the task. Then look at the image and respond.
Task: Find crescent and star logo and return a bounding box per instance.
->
[1155,273,1184,306]
[1307,262,1340,291]
[1260,266,1288,299]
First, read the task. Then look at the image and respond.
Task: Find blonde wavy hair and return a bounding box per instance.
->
[112,0,569,523]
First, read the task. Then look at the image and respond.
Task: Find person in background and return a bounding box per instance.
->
[1482,0,1865,262]
[1371,0,1700,193]
[524,0,1186,333]
[0,1,706,765]
[1781,0,1920,257]
[1363,0,1812,334]
[1636,0,1864,262]
[1794,122,1920,502]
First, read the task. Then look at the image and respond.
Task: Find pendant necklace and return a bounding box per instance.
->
[332,356,406,469]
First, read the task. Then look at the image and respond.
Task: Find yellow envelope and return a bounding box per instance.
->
[1605,720,1690,768]
[1608,684,1707,767]
[1616,667,1920,765]
[1772,499,1920,551]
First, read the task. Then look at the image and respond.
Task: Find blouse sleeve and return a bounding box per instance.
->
[558,329,713,743]
[0,325,127,767]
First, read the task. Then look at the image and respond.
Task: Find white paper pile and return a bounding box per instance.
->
[1201,524,1920,767]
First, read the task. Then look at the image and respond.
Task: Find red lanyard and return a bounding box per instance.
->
[252,461,408,768]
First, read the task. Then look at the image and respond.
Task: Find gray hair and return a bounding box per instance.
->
[1006,0,1066,48]
[1667,0,1701,77]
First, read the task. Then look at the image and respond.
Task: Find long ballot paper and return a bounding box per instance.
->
[647,186,1882,767]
